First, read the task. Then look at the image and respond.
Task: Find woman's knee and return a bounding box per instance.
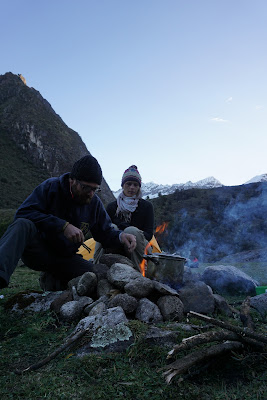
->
[124,226,141,236]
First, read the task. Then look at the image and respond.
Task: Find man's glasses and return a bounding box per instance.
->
[76,180,101,194]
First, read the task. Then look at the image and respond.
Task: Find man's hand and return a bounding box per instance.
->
[120,232,137,253]
[63,223,84,243]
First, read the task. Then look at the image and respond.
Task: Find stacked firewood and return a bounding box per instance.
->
[162,297,267,384]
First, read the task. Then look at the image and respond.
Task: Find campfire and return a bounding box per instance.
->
[139,221,186,289]
[139,220,169,277]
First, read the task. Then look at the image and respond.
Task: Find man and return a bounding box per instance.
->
[0,155,136,289]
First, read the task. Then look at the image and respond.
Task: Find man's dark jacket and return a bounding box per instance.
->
[15,173,121,256]
[106,198,154,241]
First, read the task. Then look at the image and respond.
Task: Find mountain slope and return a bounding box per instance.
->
[245,173,267,184]
[0,72,114,208]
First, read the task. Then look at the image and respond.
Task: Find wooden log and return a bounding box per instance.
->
[189,311,267,344]
[167,328,264,359]
[162,341,243,384]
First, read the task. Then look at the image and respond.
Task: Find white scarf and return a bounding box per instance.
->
[116,190,142,222]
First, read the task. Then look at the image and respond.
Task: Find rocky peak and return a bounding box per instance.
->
[0,72,114,207]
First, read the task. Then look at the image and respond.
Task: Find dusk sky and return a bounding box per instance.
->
[1,0,267,190]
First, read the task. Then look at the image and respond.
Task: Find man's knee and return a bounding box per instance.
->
[13,218,37,233]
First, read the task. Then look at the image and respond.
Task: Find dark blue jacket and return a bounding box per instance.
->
[15,173,121,255]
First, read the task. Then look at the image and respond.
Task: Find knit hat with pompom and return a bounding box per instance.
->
[121,165,141,187]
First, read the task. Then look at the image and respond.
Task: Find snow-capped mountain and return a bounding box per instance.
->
[113,176,223,199]
[245,173,267,184]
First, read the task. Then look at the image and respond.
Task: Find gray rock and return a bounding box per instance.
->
[250,293,267,318]
[88,302,107,316]
[178,281,215,314]
[135,298,163,323]
[153,281,179,296]
[71,285,80,301]
[99,253,134,268]
[77,296,94,308]
[124,276,154,298]
[68,276,81,291]
[144,326,180,347]
[90,263,109,280]
[84,295,109,315]
[97,279,114,297]
[76,322,134,356]
[107,263,141,290]
[50,290,73,313]
[10,291,63,313]
[77,272,97,296]
[90,322,133,348]
[59,300,85,322]
[213,294,233,316]
[202,265,258,296]
[102,306,128,327]
[157,295,184,321]
[108,293,138,314]
[74,306,128,334]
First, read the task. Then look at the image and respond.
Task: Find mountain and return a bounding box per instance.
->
[245,173,267,184]
[114,174,267,199]
[0,72,114,208]
[113,176,223,199]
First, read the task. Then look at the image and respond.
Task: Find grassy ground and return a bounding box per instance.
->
[0,266,266,400]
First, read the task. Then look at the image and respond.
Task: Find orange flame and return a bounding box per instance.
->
[140,241,152,277]
[155,221,169,234]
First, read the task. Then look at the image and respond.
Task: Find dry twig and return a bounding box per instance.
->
[15,328,90,375]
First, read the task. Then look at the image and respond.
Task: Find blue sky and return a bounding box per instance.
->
[1,0,267,190]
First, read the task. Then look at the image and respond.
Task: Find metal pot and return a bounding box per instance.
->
[143,253,186,285]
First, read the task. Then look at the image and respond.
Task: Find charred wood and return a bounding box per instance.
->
[162,341,243,384]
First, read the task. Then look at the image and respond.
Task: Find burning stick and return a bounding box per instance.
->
[139,241,153,276]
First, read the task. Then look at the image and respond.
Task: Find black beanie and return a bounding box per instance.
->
[70,155,102,185]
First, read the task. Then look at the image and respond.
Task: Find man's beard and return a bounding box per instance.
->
[71,183,93,205]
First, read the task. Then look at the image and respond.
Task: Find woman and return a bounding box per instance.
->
[94,165,154,270]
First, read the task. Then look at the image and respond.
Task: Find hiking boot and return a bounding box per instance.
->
[39,272,66,291]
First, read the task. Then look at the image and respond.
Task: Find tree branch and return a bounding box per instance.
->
[189,311,267,344]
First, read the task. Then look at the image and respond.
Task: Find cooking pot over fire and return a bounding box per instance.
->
[143,252,186,286]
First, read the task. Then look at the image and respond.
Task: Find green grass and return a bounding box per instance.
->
[0,267,266,400]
